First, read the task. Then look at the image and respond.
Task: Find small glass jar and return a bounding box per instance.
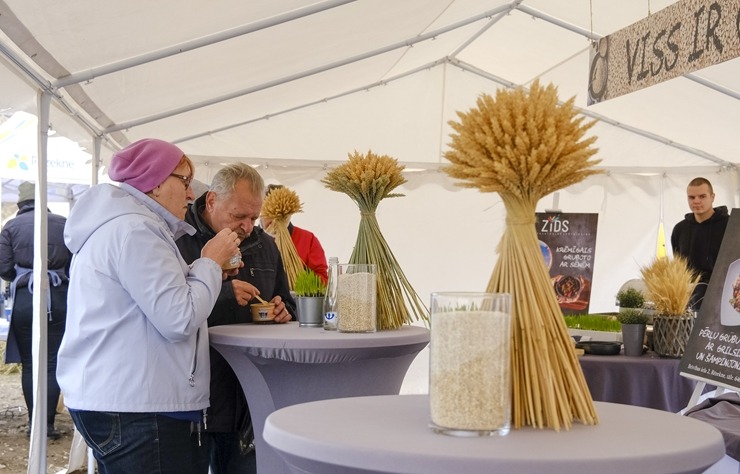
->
[429,292,512,436]
[337,264,376,333]
[222,249,242,271]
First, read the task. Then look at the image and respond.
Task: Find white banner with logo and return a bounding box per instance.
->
[0,111,92,184]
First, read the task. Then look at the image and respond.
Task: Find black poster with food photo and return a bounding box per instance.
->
[535,213,598,315]
[680,210,740,391]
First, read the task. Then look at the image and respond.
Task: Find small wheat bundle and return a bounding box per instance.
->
[443,80,601,430]
[641,256,699,316]
[261,186,305,290]
[641,256,700,358]
[322,150,429,329]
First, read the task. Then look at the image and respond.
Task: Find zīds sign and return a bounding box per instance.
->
[0,111,92,184]
[588,0,740,105]
[536,213,599,315]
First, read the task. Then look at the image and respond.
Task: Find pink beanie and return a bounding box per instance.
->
[108,139,185,193]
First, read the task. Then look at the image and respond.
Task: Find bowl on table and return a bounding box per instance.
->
[575,341,622,356]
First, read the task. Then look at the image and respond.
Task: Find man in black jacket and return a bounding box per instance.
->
[0,181,71,439]
[176,164,295,474]
[671,177,730,310]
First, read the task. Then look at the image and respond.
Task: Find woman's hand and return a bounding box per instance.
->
[201,228,240,271]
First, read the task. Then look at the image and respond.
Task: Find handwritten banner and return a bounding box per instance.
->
[588,0,740,104]
[680,209,740,390]
[536,213,598,315]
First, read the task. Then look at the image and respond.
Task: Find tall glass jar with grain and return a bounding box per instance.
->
[336,263,376,333]
[429,292,512,436]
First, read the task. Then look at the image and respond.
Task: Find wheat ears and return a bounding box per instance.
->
[445,81,600,201]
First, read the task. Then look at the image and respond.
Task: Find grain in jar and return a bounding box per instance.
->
[337,264,376,333]
[429,292,511,436]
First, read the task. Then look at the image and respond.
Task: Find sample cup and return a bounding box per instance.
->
[429,292,512,436]
[337,264,376,333]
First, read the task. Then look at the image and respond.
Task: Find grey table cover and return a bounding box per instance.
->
[264,394,726,474]
[685,392,740,461]
[209,322,430,474]
[579,352,698,412]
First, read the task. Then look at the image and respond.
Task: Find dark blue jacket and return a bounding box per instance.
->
[0,201,71,287]
[0,200,72,362]
[176,194,296,433]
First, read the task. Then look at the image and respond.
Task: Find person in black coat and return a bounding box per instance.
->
[0,181,71,439]
[176,164,295,474]
[671,177,730,310]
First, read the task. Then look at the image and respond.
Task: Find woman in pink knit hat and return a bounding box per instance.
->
[57,139,241,474]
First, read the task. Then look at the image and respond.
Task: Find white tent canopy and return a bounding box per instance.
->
[0,1,739,471]
[0,0,737,170]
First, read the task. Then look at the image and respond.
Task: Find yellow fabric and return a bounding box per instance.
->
[656,221,667,259]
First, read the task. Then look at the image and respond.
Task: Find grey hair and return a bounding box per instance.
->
[209,163,265,198]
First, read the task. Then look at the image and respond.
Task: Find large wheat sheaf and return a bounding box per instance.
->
[322,150,429,329]
[444,80,601,430]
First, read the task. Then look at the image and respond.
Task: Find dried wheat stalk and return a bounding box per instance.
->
[641,256,699,316]
[322,150,429,329]
[0,342,21,375]
[443,80,601,430]
[261,186,305,290]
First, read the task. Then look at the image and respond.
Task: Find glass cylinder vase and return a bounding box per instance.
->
[337,264,376,333]
[429,292,512,436]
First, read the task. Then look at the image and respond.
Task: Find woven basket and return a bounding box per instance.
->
[652,313,694,358]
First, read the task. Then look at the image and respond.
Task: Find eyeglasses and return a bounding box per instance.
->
[170,173,193,190]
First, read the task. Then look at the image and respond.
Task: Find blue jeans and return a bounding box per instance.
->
[70,410,209,474]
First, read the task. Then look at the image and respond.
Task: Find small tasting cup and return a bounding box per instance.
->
[251,303,276,324]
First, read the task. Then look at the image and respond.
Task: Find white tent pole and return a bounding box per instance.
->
[174,58,447,145]
[449,58,736,169]
[450,0,524,57]
[27,89,51,474]
[53,0,359,88]
[38,130,99,474]
[0,41,105,142]
[105,4,515,133]
[516,4,599,40]
[516,4,740,102]
[92,136,101,185]
[436,61,448,164]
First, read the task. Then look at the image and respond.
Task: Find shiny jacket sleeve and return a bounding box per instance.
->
[0,223,15,281]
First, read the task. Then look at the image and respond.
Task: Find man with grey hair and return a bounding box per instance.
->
[176,163,296,473]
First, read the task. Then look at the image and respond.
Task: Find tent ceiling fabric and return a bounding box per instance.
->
[0,0,737,173]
